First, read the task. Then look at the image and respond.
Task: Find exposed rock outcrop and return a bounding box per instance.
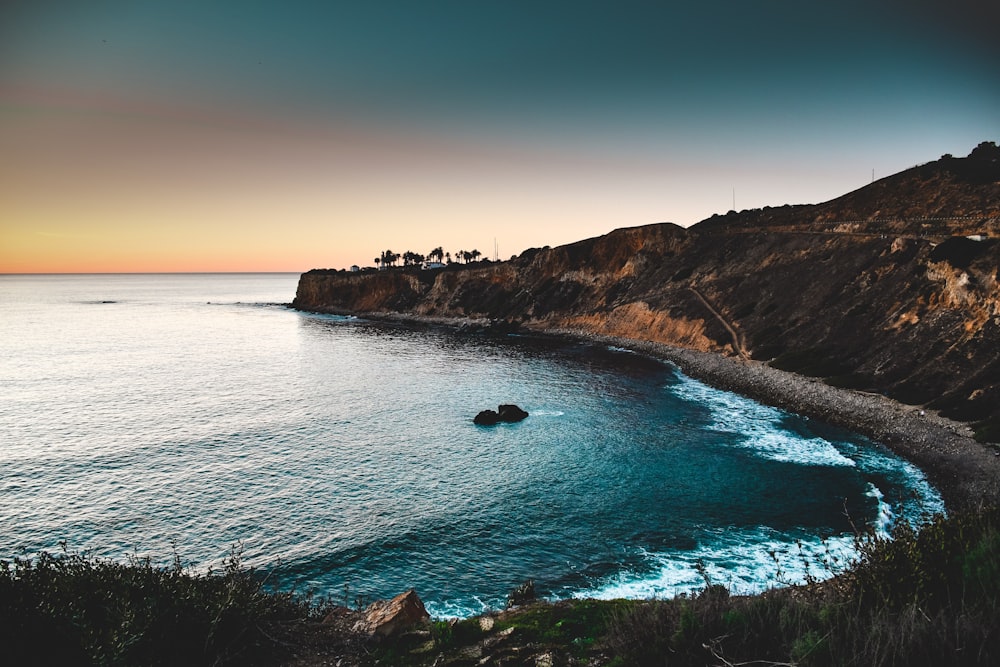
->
[350,589,429,638]
[474,404,529,426]
[293,144,1000,441]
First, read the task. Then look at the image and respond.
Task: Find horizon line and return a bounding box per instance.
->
[0,271,306,276]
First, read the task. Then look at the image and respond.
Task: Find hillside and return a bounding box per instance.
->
[293,142,1000,444]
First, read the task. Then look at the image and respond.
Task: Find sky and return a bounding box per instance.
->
[2,1,998,273]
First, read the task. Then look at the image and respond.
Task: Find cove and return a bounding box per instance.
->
[0,274,944,621]
[277,315,943,618]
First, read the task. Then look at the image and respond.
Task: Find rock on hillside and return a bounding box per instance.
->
[293,143,1000,441]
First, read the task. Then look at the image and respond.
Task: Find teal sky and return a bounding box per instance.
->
[2,1,998,272]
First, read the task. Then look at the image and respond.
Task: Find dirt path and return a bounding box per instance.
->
[688,287,749,361]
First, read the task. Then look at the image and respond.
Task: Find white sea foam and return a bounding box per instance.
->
[573,526,861,601]
[853,444,946,522]
[531,410,565,417]
[866,483,895,536]
[670,375,855,467]
[427,595,501,620]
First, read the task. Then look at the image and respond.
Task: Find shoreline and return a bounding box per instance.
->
[560,330,1000,512]
[308,308,1000,512]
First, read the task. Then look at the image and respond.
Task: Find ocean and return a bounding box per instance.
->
[0,273,944,618]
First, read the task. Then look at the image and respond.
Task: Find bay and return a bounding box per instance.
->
[0,273,943,617]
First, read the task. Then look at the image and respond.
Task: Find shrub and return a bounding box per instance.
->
[0,546,317,666]
[605,506,1000,666]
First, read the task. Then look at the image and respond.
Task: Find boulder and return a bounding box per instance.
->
[351,589,430,638]
[498,404,529,422]
[506,579,537,608]
[474,409,501,425]
[474,404,529,425]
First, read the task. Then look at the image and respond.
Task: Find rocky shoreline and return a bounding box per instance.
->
[311,309,1000,511]
[566,330,1000,512]
[280,308,1000,666]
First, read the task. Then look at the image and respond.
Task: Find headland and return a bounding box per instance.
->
[294,143,1000,510]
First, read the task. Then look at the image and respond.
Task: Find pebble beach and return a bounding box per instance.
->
[595,333,1000,511]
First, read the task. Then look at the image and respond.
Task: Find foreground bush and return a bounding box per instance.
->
[0,546,318,666]
[605,505,1000,666]
[3,507,998,665]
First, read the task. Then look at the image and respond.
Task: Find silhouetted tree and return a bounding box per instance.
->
[428,247,444,263]
[402,251,425,266]
[970,141,1000,161]
[380,250,399,267]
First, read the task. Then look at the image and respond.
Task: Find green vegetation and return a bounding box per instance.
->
[603,507,1000,666]
[4,507,999,665]
[0,545,326,666]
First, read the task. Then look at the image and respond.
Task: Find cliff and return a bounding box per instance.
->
[294,143,1000,441]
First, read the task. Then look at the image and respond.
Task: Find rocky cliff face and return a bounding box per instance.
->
[294,144,1000,440]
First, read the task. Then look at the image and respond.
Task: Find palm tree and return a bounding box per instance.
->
[381,250,399,267]
[470,249,481,262]
[374,257,380,270]
[428,246,444,263]
[402,251,425,266]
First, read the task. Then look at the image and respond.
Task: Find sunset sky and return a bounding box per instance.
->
[2,1,998,273]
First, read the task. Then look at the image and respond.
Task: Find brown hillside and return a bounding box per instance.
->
[294,142,1000,442]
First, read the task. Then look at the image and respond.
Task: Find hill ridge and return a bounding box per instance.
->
[294,142,1000,445]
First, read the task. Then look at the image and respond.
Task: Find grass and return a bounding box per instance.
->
[3,507,999,665]
[603,506,1000,666]
[0,544,327,666]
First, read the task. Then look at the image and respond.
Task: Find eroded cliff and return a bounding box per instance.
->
[294,144,1000,440]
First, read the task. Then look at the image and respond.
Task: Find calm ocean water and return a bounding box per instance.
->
[1,273,943,617]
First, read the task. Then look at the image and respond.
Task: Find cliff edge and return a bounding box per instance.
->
[294,143,1000,444]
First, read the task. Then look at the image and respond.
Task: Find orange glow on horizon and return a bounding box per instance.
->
[1,95,704,274]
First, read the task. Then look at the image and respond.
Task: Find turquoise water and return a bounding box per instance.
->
[0,274,943,617]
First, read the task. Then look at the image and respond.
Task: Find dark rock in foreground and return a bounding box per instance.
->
[327,589,429,639]
[474,404,529,426]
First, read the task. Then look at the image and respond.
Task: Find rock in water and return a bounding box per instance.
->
[352,589,429,638]
[474,404,529,425]
[498,404,529,422]
[474,409,501,425]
